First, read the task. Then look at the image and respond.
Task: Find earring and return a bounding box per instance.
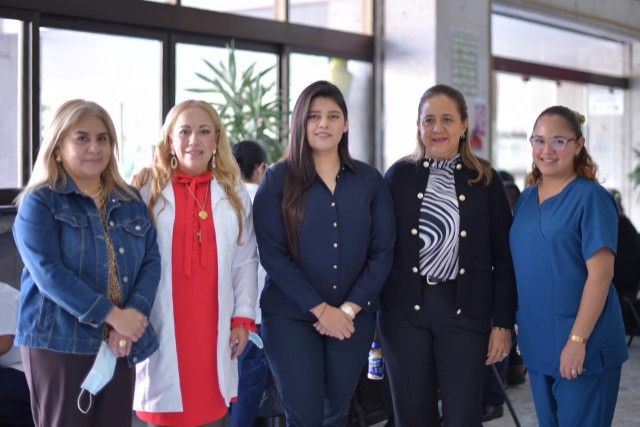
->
[211,149,217,170]
[170,152,178,170]
[55,155,62,163]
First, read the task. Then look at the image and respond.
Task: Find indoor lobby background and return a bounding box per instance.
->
[0,1,639,425]
[1,0,639,225]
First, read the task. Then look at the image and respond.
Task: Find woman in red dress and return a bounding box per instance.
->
[133,100,258,426]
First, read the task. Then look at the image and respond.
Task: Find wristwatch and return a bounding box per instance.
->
[340,303,356,320]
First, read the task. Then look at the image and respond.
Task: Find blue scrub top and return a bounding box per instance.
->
[510,178,628,376]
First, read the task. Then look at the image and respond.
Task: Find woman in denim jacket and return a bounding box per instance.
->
[12,100,161,427]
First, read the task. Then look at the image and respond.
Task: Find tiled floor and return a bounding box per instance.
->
[134,338,640,427]
[484,338,640,427]
[373,338,640,427]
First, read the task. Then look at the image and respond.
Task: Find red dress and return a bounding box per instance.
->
[137,171,227,426]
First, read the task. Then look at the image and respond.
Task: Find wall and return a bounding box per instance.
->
[382,0,491,168]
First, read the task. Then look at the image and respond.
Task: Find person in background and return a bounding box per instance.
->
[510,106,628,426]
[231,140,270,427]
[253,80,396,426]
[609,188,640,301]
[480,170,523,422]
[133,100,258,427]
[380,84,516,426]
[0,282,33,427]
[12,99,160,427]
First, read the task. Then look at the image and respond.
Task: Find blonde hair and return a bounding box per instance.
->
[414,84,493,185]
[15,99,134,207]
[148,100,245,242]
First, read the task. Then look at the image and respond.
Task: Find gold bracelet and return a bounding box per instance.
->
[570,334,587,344]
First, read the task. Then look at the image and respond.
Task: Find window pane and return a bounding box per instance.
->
[290,53,373,163]
[289,0,372,34]
[181,0,276,20]
[0,18,22,189]
[492,72,628,192]
[175,43,281,160]
[492,14,626,77]
[40,28,163,181]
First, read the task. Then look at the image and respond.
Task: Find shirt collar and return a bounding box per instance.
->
[422,154,462,171]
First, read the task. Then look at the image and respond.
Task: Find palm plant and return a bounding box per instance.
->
[187,41,286,163]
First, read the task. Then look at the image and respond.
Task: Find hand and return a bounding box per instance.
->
[315,305,355,340]
[486,327,512,365]
[105,307,148,342]
[107,330,131,358]
[230,326,249,359]
[131,167,151,189]
[559,339,586,380]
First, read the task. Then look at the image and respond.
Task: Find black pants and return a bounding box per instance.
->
[0,366,33,426]
[21,347,134,427]
[379,282,490,427]
[262,312,375,427]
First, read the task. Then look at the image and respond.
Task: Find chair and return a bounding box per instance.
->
[490,364,522,427]
[612,217,640,347]
[618,282,640,347]
[0,211,23,290]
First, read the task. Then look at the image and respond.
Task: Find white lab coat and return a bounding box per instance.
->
[133,177,258,412]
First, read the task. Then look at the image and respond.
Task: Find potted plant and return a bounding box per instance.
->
[187,41,286,163]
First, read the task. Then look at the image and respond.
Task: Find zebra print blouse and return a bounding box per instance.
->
[418,155,460,282]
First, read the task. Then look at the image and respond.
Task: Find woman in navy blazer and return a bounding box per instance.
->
[379,84,516,426]
[253,80,395,426]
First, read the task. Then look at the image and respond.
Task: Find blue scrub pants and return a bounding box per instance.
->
[262,312,375,427]
[528,367,621,427]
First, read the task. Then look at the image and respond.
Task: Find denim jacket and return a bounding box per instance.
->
[12,177,161,366]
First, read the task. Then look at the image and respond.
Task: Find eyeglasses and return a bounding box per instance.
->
[529,136,576,152]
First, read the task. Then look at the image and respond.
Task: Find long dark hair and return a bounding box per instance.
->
[415,84,492,185]
[282,80,354,258]
[526,105,597,185]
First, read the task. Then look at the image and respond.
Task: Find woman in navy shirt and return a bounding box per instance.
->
[510,106,627,426]
[253,80,395,426]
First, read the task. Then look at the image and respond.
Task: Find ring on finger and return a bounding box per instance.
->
[570,369,577,376]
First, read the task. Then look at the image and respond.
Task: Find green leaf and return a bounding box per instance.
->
[190,42,286,162]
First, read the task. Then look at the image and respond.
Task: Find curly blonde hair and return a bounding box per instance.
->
[147,100,245,242]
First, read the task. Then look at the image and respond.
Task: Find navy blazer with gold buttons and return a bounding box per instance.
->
[380,157,516,328]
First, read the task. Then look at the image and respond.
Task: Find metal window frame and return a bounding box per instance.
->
[493,56,629,89]
[0,0,375,207]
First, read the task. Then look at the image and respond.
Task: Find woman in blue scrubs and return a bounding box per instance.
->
[510,106,628,427]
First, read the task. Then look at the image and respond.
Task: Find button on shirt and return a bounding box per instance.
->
[253,160,396,321]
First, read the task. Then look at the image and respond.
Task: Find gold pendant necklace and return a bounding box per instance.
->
[185,184,209,220]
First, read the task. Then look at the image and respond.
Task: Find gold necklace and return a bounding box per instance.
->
[185,184,209,220]
[80,184,103,200]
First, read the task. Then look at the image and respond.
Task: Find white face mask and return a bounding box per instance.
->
[249,331,263,349]
[77,341,117,414]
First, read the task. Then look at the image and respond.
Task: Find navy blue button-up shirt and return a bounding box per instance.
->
[253,160,396,321]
